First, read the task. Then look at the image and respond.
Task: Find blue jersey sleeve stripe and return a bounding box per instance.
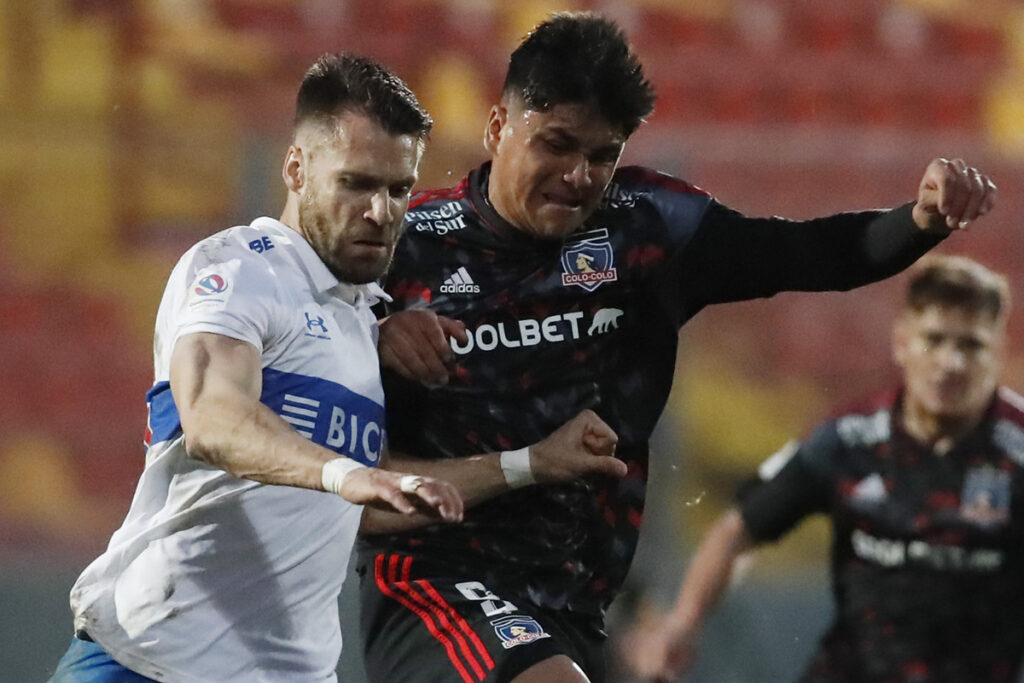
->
[145,371,384,466]
[261,367,385,466]
[146,381,182,445]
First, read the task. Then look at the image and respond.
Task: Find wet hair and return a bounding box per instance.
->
[294,53,432,139]
[501,12,655,137]
[905,255,1010,322]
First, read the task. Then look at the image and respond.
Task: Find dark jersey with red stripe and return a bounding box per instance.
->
[358,162,945,620]
[740,388,1024,681]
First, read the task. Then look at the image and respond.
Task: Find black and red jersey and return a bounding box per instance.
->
[358,162,945,620]
[740,388,1024,682]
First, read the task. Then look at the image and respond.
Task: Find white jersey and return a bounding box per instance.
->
[70,217,388,682]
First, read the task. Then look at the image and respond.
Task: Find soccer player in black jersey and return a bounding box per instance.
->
[356,12,998,683]
[626,255,1023,683]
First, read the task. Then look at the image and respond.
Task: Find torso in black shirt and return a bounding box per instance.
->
[740,388,1024,682]
[359,162,944,620]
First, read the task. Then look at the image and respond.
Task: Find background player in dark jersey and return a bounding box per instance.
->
[625,254,1023,683]
[356,12,998,683]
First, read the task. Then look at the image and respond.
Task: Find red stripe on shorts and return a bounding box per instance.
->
[390,556,490,680]
[416,579,496,670]
[374,554,482,683]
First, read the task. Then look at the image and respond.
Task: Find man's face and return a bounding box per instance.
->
[894,304,1005,423]
[485,99,625,239]
[295,111,421,284]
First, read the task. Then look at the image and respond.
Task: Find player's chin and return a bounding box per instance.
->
[533,208,587,238]
[929,399,977,420]
[334,252,394,284]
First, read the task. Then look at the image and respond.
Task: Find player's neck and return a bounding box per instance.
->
[279,195,304,237]
[901,402,983,455]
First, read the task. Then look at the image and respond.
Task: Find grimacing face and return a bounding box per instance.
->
[894,304,1005,425]
[294,111,421,284]
[484,99,625,239]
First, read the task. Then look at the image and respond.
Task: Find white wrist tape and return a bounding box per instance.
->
[499,447,534,489]
[321,457,368,495]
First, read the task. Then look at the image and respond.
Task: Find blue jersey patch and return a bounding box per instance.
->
[261,368,384,465]
[146,381,180,446]
[144,369,384,466]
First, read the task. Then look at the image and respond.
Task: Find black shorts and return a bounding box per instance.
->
[358,552,606,683]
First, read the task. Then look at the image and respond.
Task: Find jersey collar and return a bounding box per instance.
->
[252,217,392,307]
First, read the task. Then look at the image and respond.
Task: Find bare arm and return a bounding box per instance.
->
[360,409,625,534]
[629,509,757,682]
[170,332,461,519]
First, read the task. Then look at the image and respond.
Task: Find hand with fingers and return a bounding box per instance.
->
[638,624,699,683]
[379,309,468,387]
[528,409,627,484]
[617,610,698,683]
[912,158,997,233]
[338,466,464,522]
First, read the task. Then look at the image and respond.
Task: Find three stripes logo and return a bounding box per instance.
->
[440,267,480,294]
[280,394,319,439]
[375,554,496,683]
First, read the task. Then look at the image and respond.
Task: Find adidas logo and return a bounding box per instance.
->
[440,267,480,294]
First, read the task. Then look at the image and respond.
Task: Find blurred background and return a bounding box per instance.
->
[2,0,1023,680]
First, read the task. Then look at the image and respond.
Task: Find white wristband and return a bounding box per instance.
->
[499,447,534,489]
[321,458,368,495]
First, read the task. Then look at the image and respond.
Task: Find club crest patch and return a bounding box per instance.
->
[560,228,617,292]
[490,615,551,650]
[960,466,1011,526]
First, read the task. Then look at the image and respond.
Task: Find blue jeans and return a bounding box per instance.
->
[49,634,156,682]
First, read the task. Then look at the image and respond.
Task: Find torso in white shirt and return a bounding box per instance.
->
[70,217,386,682]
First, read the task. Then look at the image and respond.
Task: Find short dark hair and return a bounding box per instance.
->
[501,12,655,137]
[905,255,1010,322]
[294,53,432,139]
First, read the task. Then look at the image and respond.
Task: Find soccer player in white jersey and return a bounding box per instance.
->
[49,53,621,683]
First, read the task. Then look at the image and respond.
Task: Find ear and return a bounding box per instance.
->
[282,145,304,193]
[483,104,508,155]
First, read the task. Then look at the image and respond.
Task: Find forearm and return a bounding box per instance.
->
[360,452,506,534]
[387,453,508,506]
[182,392,336,491]
[360,409,623,535]
[692,202,947,303]
[171,332,342,492]
[856,202,948,281]
[666,509,756,634]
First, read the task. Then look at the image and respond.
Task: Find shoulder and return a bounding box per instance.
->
[830,393,896,450]
[182,223,274,268]
[595,167,715,251]
[610,166,710,195]
[800,391,895,456]
[172,222,283,299]
[602,165,711,209]
[990,387,1024,463]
